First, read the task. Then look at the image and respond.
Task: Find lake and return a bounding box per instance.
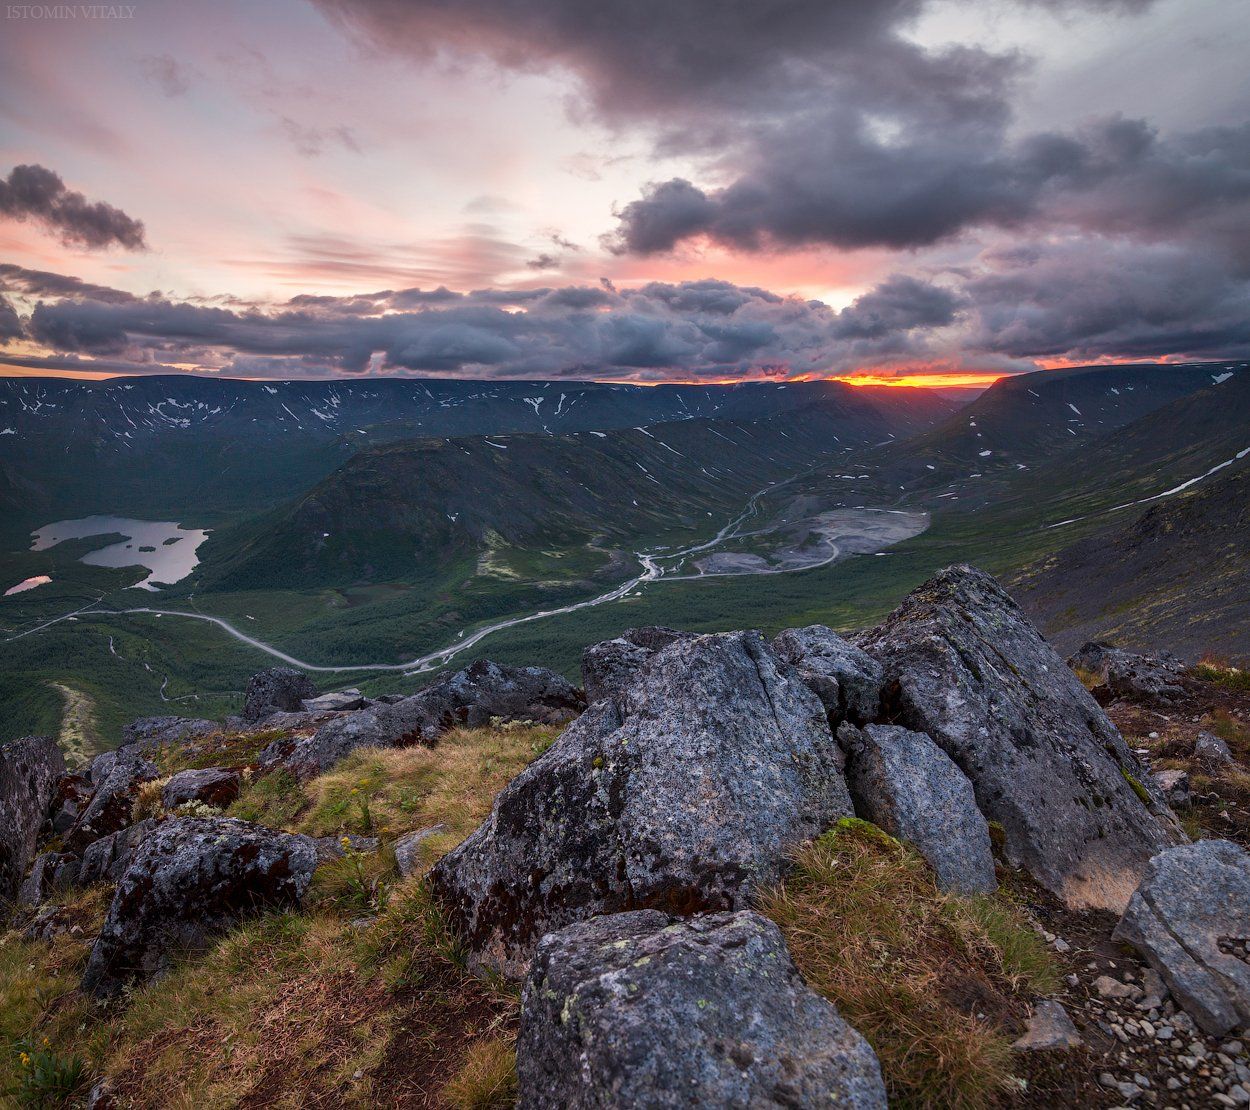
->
[30,516,210,591]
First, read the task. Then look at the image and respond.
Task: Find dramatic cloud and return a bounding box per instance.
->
[0,164,147,251]
[0,295,22,342]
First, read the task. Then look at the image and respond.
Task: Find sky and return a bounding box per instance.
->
[0,0,1247,386]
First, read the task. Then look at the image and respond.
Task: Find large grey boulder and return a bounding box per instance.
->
[18,851,80,907]
[121,716,217,750]
[63,751,158,854]
[243,667,317,722]
[1195,731,1234,768]
[1112,839,1250,1035]
[857,565,1182,912]
[1068,642,1187,703]
[78,819,158,885]
[581,626,694,704]
[300,688,367,713]
[271,658,584,778]
[518,910,887,1109]
[772,624,884,725]
[0,735,66,902]
[161,767,241,810]
[82,817,318,998]
[431,630,852,978]
[839,722,996,894]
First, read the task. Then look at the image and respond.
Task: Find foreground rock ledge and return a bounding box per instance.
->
[518,910,887,1109]
[0,735,65,902]
[82,817,318,998]
[431,630,852,978]
[1113,839,1250,1035]
[858,564,1182,913]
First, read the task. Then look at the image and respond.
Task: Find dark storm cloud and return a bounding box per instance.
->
[0,295,22,342]
[0,164,147,251]
[0,263,141,304]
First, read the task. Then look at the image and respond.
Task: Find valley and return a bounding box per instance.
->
[3,361,1248,749]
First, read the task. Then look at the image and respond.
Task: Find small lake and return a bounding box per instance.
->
[30,516,210,591]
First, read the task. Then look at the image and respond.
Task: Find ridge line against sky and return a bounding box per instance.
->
[1,0,1248,384]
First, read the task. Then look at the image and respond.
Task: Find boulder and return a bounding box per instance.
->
[581,626,694,704]
[394,824,446,878]
[63,751,158,854]
[839,722,996,894]
[772,624,884,725]
[161,768,241,810]
[78,819,158,885]
[82,817,318,998]
[272,659,584,778]
[243,667,317,722]
[1152,769,1191,807]
[430,631,852,978]
[1112,839,1250,1035]
[0,735,65,902]
[1195,731,1234,768]
[48,771,94,835]
[121,716,217,750]
[1068,641,1187,703]
[857,565,1182,912]
[301,689,367,713]
[518,909,887,1109]
[18,851,80,907]
[1012,1001,1083,1051]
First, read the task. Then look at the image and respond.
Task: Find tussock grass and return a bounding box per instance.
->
[1192,659,1250,693]
[441,1036,517,1109]
[227,768,304,828]
[757,818,1057,1110]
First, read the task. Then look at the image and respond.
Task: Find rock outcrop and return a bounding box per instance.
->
[773,624,884,725]
[48,772,94,835]
[161,767,242,810]
[839,722,996,894]
[1195,731,1234,768]
[63,752,158,854]
[580,626,694,704]
[270,659,584,778]
[243,667,317,722]
[121,716,217,749]
[431,630,852,978]
[78,819,158,885]
[18,851,80,907]
[518,910,887,1109]
[82,817,318,998]
[1112,839,1250,1035]
[300,689,367,713]
[1068,642,1187,703]
[857,565,1182,912]
[0,735,66,902]
[394,824,446,878]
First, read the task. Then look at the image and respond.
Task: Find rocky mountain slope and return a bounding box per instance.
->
[4,566,1248,1108]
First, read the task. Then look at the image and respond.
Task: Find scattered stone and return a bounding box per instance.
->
[1113,839,1250,1035]
[1069,642,1187,703]
[18,851,80,907]
[393,824,446,878]
[1096,975,1141,1001]
[78,820,158,885]
[839,722,996,893]
[580,626,694,704]
[62,751,158,854]
[311,834,380,864]
[772,624,884,725]
[1141,968,1169,1011]
[1196,731,1235,768]
[431,631,852,977]
[518,910,887,1109]
[82,817,318,997]
[300,688,367,713]
[121,716,217,750]
[243,666,317,722]
[0,735,66,901]
[857,565,1182,913]
[1013,1001,1083,1051]
[161,767,241,810]
[1153,769,1191,808]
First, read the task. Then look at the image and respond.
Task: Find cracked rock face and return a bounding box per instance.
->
[430,631,852,979]
[0,735,66,902]
[161,768,242,810]
[857,565,1183,913]
[772,624,884,726]
[840,722,996,894]
[121,716,217,749]
[581,626,694,704]
[243,667,317,723]
[1068,642,1187,703]
[1113,839,1250,1035]
[518,910,887,1110]
[82,817,318,998]
[63,751,158,855]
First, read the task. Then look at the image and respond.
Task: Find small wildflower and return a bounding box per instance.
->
[20,1052,30,1067]
[41,1037,50,1047]
[350,788,359,795]
[340,836,352,847]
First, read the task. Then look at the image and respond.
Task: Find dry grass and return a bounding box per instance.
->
[1070,664,1103,693]
[131,775,171,822]
[757,818,1057,1110]
[440,1036,517,1109]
